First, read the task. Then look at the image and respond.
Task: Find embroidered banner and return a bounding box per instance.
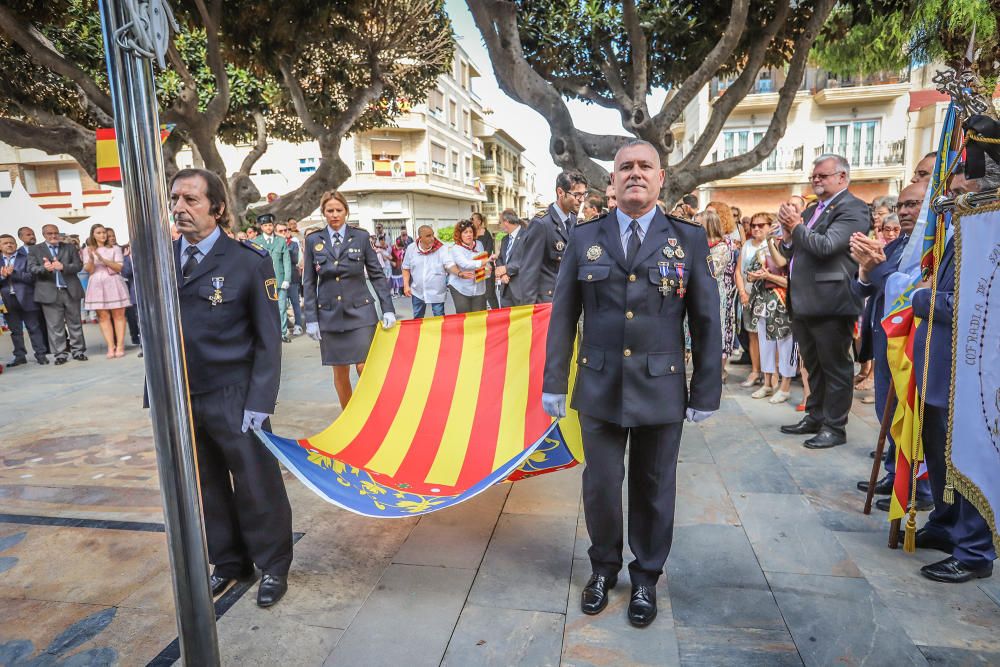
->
[257,304,584,517]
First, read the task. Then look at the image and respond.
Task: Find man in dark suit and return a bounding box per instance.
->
[26,223,87,364]
[0,234,48,365]
[543,140,722,627]
[778,154,871,448]
[526,170,588,302]
[851,183,932,509]
[169,168,293,607]
[911,234,995,582]
[495,209,532,307]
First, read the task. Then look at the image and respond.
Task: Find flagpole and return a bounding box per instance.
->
[97,1,220,664]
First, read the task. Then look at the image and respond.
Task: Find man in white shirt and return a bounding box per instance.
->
[401,225,449,318]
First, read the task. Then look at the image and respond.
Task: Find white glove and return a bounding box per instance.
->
[542,393,567,419]
[241,410,270,433]
[305,322,321,341]
[280,281,289,290]
[685,408,715,423]
[381,312,396,329]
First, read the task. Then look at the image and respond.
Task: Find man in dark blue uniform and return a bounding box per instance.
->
[522,170,588,303]
[542,140,722,627]
[169,168,293,607]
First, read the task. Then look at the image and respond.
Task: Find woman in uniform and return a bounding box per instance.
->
[303,191,396,409]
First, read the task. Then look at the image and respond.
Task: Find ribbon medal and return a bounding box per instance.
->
[210,276,225,306]
[657,262,674,296]
[674,263,686,297]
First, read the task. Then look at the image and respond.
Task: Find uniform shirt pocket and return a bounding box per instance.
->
[647,351,684,377]
[577,345,605,371]
[577,265,611,282]
[353,296,373,308]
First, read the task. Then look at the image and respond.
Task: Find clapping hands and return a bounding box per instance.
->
[849,232,886,276]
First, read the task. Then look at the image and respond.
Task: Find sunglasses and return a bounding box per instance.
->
[750,223,768,229]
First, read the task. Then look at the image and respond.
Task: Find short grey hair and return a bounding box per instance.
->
[614,138,661,165]
[500,208,524,227]
[881,213,901,228]
[873,195,897,210]
[814,153,851,178]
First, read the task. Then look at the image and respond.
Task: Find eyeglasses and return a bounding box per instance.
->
[750,223,768,229]
[892,200,922,211]
[809,171,844,181]
[569,191,588,200]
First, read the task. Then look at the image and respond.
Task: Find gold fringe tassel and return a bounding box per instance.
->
[903,509,917,553]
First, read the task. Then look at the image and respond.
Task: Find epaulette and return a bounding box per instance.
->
[577,211,609,226]
[666,213,700,227]
[305,228,326,239]
[240,239,269,256]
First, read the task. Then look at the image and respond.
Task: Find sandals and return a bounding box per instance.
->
[740,373,763,388]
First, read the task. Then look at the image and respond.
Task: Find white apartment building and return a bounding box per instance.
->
[0,145,114,224]
[673,64,955,214]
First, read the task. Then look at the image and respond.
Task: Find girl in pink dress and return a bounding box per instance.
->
[82,224,131,358]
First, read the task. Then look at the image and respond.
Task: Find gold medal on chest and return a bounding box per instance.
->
[314,242,325,252]
[674,247,685,259]
[586,245,603,261]
[555,240,565,251]
[209,276,225,306]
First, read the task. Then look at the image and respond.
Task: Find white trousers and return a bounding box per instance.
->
[757,317,796,378]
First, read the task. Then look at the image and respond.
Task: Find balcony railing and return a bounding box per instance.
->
[476,159,498,176]
[712,145,804,173]
[814,69,909,92]
[481,203,498,217]
[813,140,905,168]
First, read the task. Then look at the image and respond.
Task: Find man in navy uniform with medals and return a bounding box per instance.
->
[513,170,588,303]
[542,140,722,627]
[169,168,293,607]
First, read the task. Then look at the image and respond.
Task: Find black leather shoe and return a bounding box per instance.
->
[7,357,26,367]
[780,418,822,435]
[875,497,934,512]
[72,353,88,361]
[921,556,993,583]
[869,449,886,460]
[581,573,617,615]
[54,357,68,365]
[36,356,49,365]
[257,573,288,607]
[857,475,894,495]
[627,585,657,627]
[804,429,846,449]
[915,528,953,554]
[210,574,236,597]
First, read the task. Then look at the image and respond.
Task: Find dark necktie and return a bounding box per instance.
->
[182,246,200,281]
[48,245,66,288]
[626,219,641,265]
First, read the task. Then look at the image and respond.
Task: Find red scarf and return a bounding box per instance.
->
[416,238,443,255]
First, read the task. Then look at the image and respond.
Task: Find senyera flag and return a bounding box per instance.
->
[96,125,175,183]
[948,205,1000,553]
[256,304,585,517]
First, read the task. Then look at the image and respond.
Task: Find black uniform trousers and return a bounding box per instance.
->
[191,383,293,577]
[792,315,855,437]
[579,414,683,586]
[3,294,47,361]
[920,404,996,567]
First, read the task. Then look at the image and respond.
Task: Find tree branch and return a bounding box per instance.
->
[622,0,648,106]
[0,5,114,126]
[656,0,750,129]
[238,111,269,175]
[192,0,230,125]
[0,117,97,180]
[278,56,325,139]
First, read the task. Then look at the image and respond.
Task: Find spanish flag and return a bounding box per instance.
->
[96,125,175,183]
[257,304,584,517]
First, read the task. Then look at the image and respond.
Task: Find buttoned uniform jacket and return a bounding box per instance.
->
[0,251,39,311]
[302,225,394,333]
[530,203,575,303]
[256,234,291,286]
[543,209,723,427]
[173,233,282,413]
[26,242,85,303]
[778,190,871,318]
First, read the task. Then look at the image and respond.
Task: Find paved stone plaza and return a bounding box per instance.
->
[2,299,1000,665]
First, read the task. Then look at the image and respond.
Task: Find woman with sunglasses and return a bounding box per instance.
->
[735,214,770,386]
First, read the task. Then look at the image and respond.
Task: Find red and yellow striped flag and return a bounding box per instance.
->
[96,125,174,183]
[257,304,584,516]
[473,251,490,282]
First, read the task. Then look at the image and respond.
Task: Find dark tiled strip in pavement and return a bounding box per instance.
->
[0,513,302,666]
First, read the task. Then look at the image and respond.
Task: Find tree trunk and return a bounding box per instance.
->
[252,136,351,223]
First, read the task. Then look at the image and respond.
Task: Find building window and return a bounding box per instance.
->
[298,157,318,173]
[429,89,444,116]
[826,120,879,167]
[452,150,460,179]
[449,100,458,128]
[463,110,471,137]
[749,131,778,172]
[0,170,12,197]
[722,130,749,159]
[430,143,447,176]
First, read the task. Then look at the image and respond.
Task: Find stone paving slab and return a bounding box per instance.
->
[218,613,342,667]
[733,492,862,577]
[442,604,564,667]
[767,571,928,666]
[674,463,741,527]
[323,563,474,666]
[503,464,583,518]
[674,625,802,667]
[561,557,679,667]
[467,513,576,614]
